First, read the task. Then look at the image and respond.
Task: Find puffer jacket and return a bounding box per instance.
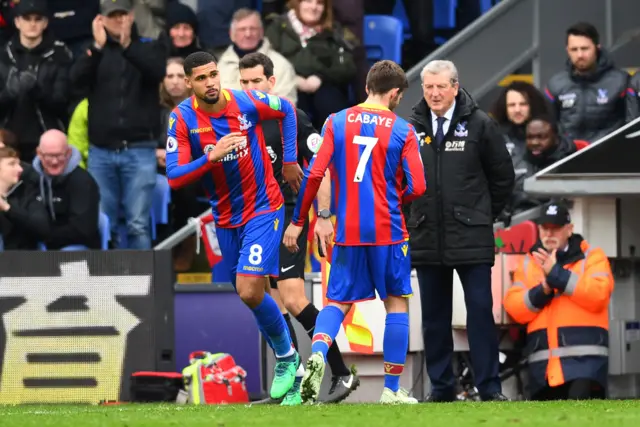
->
[544,50,634,143]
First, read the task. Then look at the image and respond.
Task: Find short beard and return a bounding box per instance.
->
[199,94,219,105]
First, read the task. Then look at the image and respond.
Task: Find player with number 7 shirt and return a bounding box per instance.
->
[283,60,427,404]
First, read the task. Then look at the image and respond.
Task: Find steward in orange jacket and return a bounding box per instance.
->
[503,203,613,400]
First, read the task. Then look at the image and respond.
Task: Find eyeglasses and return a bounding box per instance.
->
[40,153,66,161]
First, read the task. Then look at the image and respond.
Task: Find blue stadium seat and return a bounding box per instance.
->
[151,174,171,240]
[99,211,110,250]
[363,15,403,65]
[434,0,457,29]
[60,245,89,251]
[479,0,497,14]
[392,1,411,40]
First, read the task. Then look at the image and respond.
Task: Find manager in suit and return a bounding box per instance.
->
[407,60,515,402]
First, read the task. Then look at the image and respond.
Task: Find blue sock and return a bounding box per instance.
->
[310,306,345,362]
[252,293,293,358]
[383,312,409,392]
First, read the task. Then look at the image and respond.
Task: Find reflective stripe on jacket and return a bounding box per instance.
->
[503,235,613,394]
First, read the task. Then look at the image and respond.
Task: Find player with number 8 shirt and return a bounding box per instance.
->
[283,60,427,404]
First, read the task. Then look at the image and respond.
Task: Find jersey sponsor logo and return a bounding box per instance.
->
[267,94,281,110]
[401,243,408,257]
[558,92,576,109]
[190,127,212,134]
[166,136,178,153]
[444,140,465,151]
[238,114,253,131]
[266,146,277,163]
[347,112,393,127]
[307,133,323,153]
[168,117,175,130]
[453,121,468,137]
[281,265,295,273]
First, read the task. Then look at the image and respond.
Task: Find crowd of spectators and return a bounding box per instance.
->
[0,0,636,275]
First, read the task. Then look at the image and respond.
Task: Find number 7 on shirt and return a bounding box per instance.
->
[353,136,379,183]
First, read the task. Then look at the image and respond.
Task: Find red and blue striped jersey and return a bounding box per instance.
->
[166,89,298,228]
[291,103,427,246]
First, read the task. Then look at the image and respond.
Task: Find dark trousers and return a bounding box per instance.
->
[531,379,606,401]
[416,264,501,398]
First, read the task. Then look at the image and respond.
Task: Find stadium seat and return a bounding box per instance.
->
[363,15,403,65]
[60,245,89,251]
[392,0,411,40]
[479,0,498,14]
[574,140,589,151]
[99,211,110,250]
[434,0,457,29]
[151,174,171,240]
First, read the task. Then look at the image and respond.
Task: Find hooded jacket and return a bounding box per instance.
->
[407,89,515,266]
[0,179,50,250]
[545,50,633,143]
[31,146,100,249]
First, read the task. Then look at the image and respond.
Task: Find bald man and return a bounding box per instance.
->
[33,129,101,250]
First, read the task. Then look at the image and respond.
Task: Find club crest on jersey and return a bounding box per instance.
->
[307,133,323,153]
[254,91,266,99]
[454,121,468,137]
[238,114,253,131]
[596,88,608,105]
[203,144,215,154]
[166,136,178,153]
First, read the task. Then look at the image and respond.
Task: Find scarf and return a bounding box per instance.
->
[287,9,318,48]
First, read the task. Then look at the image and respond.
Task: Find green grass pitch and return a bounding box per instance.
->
[1,400,639,427]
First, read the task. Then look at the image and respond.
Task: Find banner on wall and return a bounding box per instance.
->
[0,251,173,404]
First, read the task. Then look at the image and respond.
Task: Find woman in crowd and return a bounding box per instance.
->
[265,0,358,128]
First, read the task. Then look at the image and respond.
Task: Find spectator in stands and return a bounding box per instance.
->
[504,203,613,400]
[67,98,88,168]
[32,129,100,250]
[47,0,99,59]
[0,0,72,163]
[490,81,551,166]
[545,22,635,143]
[0,145,49,250]
[157,56,199,269]
[265,0,358,129]
[0,128,37,179]
[219,8,297,103]
[629,72,640,114]
[408,60,514,402]
[510,115,577,214]
[264,0,367,102]
[165,1,202,58]
[69,0,166,249]
[197,0,253,54]
[132,0,166,40]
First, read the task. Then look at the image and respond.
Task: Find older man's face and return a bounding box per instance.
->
[422,72,458,116]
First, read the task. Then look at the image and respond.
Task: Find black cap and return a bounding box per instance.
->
[537,203,571,226]
[14,0,48,17]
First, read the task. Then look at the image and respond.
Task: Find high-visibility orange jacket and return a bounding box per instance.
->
[503,234,613,395]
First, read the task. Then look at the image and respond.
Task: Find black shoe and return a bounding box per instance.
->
[423,393,457,403]
[322,370,361,404]
[480,392,509,401]
[251,396,283,405]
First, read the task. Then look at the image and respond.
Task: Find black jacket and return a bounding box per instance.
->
[262,107,316,207]
[69,26,166,150]
[510,136,576,214]
[0,33,72,161]
[545,50,634,143]
[0,179,50,250]
[31,146,100,250]
[407,90,515,266]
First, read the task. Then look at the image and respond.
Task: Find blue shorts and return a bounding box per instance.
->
[326,242,413,303]
[215,207,285,283]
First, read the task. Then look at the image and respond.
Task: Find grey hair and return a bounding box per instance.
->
[420,60,459,85]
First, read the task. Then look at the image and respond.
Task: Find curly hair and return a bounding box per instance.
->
[490,81,551,126]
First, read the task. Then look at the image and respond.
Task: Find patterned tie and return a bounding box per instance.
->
[435,116,447,146]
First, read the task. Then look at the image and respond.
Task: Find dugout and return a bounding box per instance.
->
[523,116,640,398]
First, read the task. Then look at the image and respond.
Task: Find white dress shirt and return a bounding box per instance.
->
[431,101,457,136]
